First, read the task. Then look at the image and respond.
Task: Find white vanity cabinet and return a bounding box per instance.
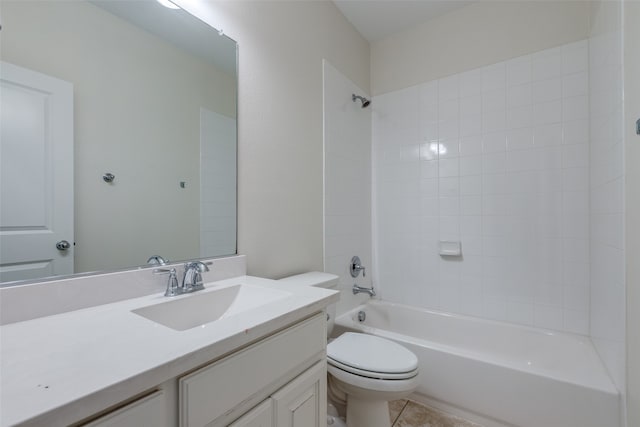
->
[0,270,338,427]
[228,359,325,427]
[81,391,170,427]
[179,313,327,427]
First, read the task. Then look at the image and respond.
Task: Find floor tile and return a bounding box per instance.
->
[389,399,409,425]
[391,400,483,427]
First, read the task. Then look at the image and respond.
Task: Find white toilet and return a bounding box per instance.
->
[279,272,419,427]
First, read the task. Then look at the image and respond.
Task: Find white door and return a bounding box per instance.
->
[0,61,74,282]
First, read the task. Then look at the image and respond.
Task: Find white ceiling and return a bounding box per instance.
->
[333,0,475,42]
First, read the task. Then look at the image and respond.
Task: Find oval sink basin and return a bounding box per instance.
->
[131,284,290,331]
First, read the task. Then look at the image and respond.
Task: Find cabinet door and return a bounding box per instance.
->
[180,314,325,427]
[82,390,169,427]
[272,361,326,427]
[229,400,273,427]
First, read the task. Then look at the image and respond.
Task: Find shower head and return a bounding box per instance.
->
[352,93,371,108]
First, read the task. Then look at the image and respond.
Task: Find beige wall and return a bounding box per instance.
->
[179,0,370,278]
[625,0,640,424]
[0,1,236,273]
[371,1,590,95]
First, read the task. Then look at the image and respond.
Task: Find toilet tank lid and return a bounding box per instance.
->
[278,272,339,289]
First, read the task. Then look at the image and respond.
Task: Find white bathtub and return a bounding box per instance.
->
[333,300,620,427]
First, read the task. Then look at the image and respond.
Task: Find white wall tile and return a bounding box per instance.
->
[534,304,564,330]
[439,120,460,140]
[324,61,372,314]
[483,88,506,111]
[439,176,459,196]
[372,40,597,336]
[532,99,562,125]
[438,158,460,177]
[460,95,482,117]
[532,50,562,81]
[460,114,482,137]
[563,72,588,98]
[460,155,483,177]
[506,56,532,87]
[563,95,589,121]
[439,197,460,216]
[482,63,506,92]
[507,83,532,108]
[439,98,459,122]
[483,109,506,132]
[460,175,482,195]
[563,119,589,144]
[562,40,588,75]
[506,128,534,151]
[507,105,532,129]
[459,135,483,156]
[438,75,459,101]
[532,77,562,104]
[459,69,483,97]
[482,132,507,153]
[534,123,563,147]
[482,152,507,174]
[439,139,460,158]
[588,6,624,390]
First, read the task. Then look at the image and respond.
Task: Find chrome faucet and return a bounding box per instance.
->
[154,261,211,296]
[147,255,169,266]
[350,256,366,278]
[353,284,376,297]
[181,261,210,292]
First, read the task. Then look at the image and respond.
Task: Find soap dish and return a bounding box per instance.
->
[439,241,462,257]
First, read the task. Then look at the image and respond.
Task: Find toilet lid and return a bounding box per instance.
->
[327,333,418,375]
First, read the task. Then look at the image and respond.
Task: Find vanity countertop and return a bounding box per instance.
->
[0,275,338,427]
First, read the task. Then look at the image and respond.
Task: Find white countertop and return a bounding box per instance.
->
[0,276,338,427]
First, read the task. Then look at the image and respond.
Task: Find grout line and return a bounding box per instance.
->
[391,399,410,426]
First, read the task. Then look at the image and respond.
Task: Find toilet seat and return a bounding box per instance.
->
[327,363,419,395]
[327,358,418,380]
[327,332,418,380]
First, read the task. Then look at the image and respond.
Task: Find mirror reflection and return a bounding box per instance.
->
[0,0,237,284]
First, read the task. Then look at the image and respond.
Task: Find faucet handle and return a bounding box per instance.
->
[350,256,366,278]
[163,268,179,297]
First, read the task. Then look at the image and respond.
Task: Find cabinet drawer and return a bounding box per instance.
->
[179,313,325,427]
[229,400,273,427]
[82,390,167,427]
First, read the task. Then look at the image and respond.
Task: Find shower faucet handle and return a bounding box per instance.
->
[350,256,366,278]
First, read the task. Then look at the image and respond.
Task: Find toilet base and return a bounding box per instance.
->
[346,396,391,427]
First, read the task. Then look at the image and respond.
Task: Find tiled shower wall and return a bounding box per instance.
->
[589,0,625,391]
[373,41,590,334]
[323,60,372,315]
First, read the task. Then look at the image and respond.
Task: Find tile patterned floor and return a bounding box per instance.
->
[389,399,484,427]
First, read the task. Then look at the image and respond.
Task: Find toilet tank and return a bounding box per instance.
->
[279,272,338,336]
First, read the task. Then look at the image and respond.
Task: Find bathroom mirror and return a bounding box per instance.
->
[0,0,237,285]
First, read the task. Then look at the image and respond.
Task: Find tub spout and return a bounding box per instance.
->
[352,284,376,297]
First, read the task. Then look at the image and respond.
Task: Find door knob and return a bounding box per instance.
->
[56,240,71,251]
